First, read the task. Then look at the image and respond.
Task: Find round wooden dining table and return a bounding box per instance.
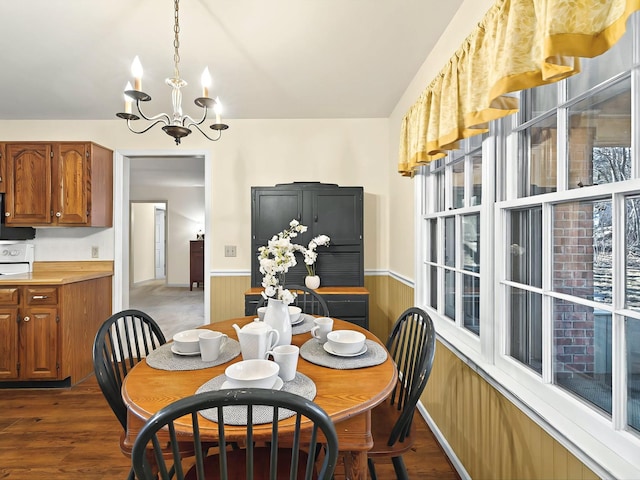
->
[121,316,397,479]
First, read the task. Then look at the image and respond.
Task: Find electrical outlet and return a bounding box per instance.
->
[224,245,236,257]
[91,246,99,258]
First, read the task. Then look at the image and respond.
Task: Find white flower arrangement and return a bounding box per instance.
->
[258,219,307,304]
[257,220,330,304]
[303,234,331,276]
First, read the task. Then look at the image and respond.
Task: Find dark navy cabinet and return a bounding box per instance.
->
[251,182,364,288]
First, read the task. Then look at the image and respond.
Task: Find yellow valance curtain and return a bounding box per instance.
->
[398,0,640,177]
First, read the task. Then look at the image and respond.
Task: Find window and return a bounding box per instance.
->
[416,14,640,472]
[422,135,485,336]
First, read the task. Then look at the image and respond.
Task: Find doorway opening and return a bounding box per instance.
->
[113,150,210,331]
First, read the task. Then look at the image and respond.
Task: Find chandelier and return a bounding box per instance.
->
[116,0,228,145]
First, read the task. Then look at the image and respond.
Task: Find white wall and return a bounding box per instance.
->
[387,0,495,281]
[0,118,388,276]
[131,203,155,283]
[131,185,205,286]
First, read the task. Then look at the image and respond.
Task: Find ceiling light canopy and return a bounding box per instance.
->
[116,0,228,145]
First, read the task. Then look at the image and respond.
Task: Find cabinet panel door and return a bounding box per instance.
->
[0,143,6,194]
[54,143,88,224]
[312,189,363,245]
[5,144,52,225]
[21,307,59,379]
[0,308,18,379]
[252,189,302,243]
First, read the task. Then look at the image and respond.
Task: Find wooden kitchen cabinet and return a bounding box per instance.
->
[4,141,113,227]
[0,142,6,193]
[0,276,112,385]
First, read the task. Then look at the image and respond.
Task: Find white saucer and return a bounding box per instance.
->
[220,377,284,391]
[290,316,304,326]
[171,345,200,356]
[323,342,368,357]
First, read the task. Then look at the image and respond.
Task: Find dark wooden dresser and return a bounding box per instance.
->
[189,240,204,290]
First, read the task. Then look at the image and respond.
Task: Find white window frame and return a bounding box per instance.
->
[414,15,640,477]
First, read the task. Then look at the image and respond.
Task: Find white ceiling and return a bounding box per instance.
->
[1,0,463,120]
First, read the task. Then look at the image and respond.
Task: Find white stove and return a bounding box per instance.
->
[0,243,34,275]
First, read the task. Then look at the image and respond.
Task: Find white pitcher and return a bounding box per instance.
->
[233,321,279,360]
[263,298,292,346]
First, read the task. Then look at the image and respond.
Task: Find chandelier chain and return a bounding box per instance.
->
[173,0,181,79]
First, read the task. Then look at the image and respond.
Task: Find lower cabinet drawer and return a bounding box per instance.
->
[0,287,19,305]
[26,287,58,305]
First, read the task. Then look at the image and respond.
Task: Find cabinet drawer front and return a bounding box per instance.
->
[325,299,368,317]
[26,287,58,305]
[0,287,19,305]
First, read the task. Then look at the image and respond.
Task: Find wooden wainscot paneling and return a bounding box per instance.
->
[423,342,599,479]
[210,276,251,323]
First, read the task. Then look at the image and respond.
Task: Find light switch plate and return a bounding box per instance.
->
[224,245,236,257]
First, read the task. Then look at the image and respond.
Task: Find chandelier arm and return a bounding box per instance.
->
[125,118,169,135]
[182,108,209,128]
[134,100,171,125]
[189,123,223,141]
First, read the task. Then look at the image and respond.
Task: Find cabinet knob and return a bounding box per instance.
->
[4,212,8,217]
[23,316,30,322]
[56,212,62,217]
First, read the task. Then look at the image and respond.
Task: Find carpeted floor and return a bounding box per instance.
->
[129,278,205,340]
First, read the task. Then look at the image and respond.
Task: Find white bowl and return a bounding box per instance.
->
[225,359,280,388]
[326,330,366,355]
[172,329,203,354]
[257,306,267,321]
[288,306,302,323]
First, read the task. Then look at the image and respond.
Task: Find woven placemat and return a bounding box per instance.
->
[299,338,387,369]
[196,372,316,425]
[291,314,314,335]
[145,339,241,371]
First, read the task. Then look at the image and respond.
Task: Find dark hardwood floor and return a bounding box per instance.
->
[0,375,460,479]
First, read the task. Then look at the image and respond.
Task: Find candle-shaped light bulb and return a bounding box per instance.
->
[201,67,211,98]
[131,56,143,91]
[123,82,133,114]
[214,97,222,124]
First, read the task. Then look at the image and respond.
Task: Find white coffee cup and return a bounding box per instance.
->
[310,317,333,344]
[199,331,228,362]
[265,344,299,382]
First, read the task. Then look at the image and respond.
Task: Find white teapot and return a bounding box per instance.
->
[233,321,280,360]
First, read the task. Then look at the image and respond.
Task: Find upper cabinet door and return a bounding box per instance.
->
[311,188,363,245]
[5,143,52,225]
[0,143,6,194]
[54,143,88,225]
[252,189,303,244]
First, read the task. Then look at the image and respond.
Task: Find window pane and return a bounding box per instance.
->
[434,170,445,212]
[428,219,437,263]
[445,269,456,320]
[554,298,611,416]
[626,316,640,432]
[452,160,464,209]
[553,200,612,304]
[444,217,455,267]
[429,266,438,310]
[471,152,482,206]
[508,286,542,374]
[530,83,558,119]
[523,114,558,196]
[567,31,632,98]
[463,274,480,335]
[627,197,640,311]
[568,79,631,189]
[508,207,542,288]
[463,213,480,272]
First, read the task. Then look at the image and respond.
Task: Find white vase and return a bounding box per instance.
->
[263,298,292,346]
[305,275,321,289]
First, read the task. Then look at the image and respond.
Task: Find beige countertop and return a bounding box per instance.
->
[0,270,113,285]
